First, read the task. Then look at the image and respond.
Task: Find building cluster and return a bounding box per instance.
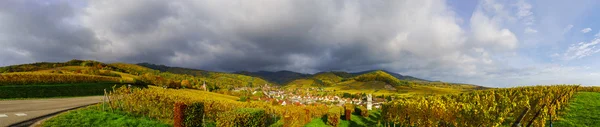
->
[260,89,385,110]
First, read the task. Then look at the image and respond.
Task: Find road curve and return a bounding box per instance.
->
[0,96,104,127]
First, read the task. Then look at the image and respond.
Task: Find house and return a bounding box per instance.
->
[280,100,287,106]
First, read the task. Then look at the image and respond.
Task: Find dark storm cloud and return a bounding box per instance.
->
[0,0,102,66]
[0,0,528,86]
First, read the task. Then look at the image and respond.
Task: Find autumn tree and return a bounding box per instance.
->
[181,80,190,88]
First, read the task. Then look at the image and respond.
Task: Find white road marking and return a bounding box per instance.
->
[15,113,27,116]
[0,114,7,118]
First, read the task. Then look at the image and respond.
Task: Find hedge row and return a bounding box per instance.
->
[216,108,267,127]
[356,106,369,117]
[0,83,127,99]
[109,87,329,126]
[184,102,205,127]
[327,107,342,127]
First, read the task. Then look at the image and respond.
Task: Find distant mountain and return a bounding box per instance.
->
[137,62,212,77]
[235,70,311,85]
[236,70,429,85]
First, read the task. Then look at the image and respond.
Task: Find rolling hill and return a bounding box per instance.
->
[0,60,486,95]
[234,70,311,85]
[0,60,272,89]
[282,70,486,95]
[236,69,429,86]
[351,70,428,81]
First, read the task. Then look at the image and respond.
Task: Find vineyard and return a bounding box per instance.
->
[381,85,578,127]
[110,63,270,89]
[106,86,329,127]
[0,60,593,126]
[97,85,583,127]
[0,73,121,85]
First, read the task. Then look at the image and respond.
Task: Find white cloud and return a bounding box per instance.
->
[470,0,519,51]
[563,24,574,34]
[524,27,538,34]
[561,36,600,60]
[516,0,534,25]
[581,28,592,33]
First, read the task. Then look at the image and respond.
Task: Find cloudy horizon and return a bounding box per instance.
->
[1,0,600,87]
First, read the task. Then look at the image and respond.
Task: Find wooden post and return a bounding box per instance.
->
[512,107,529,127]
[103,89,107,111]
[526,104,547,127]
[550,113,553,127]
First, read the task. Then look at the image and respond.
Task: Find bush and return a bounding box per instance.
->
[356,106,369,117]
[184,102,205,127]
[217,108,267,127]
[239,96,249,102]
[281,105,329,127]
[327,107,342,127]
[173,102,186,127]
[344,104,354,114]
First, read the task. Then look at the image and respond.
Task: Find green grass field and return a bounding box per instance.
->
[553,92,600,126]
[305,110,382,127]
[0,83,130,99]
[42,106,169,127]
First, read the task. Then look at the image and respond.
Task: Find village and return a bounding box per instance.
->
[232,84,387,110]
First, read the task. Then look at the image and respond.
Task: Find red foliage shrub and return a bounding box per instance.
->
[173,102,187,127]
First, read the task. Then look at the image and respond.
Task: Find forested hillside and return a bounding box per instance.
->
[235,70,311,85]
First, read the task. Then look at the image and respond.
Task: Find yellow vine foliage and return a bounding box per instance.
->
[108,86,328,126]
[381,85,578,127]
[0,73,120,85]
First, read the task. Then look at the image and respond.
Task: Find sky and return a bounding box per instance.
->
[1,0,599,87]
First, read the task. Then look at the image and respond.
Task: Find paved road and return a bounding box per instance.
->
[0,96,103,127]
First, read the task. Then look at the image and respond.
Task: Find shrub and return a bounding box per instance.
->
[216,108,267,127]
[173,102,186,127]
[181,80,191,88]
[356,106,369,117]
[344,104,354,120]
[281,105,329,127]
[169,80,182,89]
[184,102,205,127]
[327,107,342,127]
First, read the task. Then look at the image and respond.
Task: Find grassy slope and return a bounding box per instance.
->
[42,106,170,127]
[325,80,398,94]
[285,79,464,96]
[283,79,321,89]
[112,63,271,88]
[313,72,343,83]
[33,66,139,82]
[284,71,470,95]
[305,110,382,127]
[137,63,273,85]
[554,92,600,126]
